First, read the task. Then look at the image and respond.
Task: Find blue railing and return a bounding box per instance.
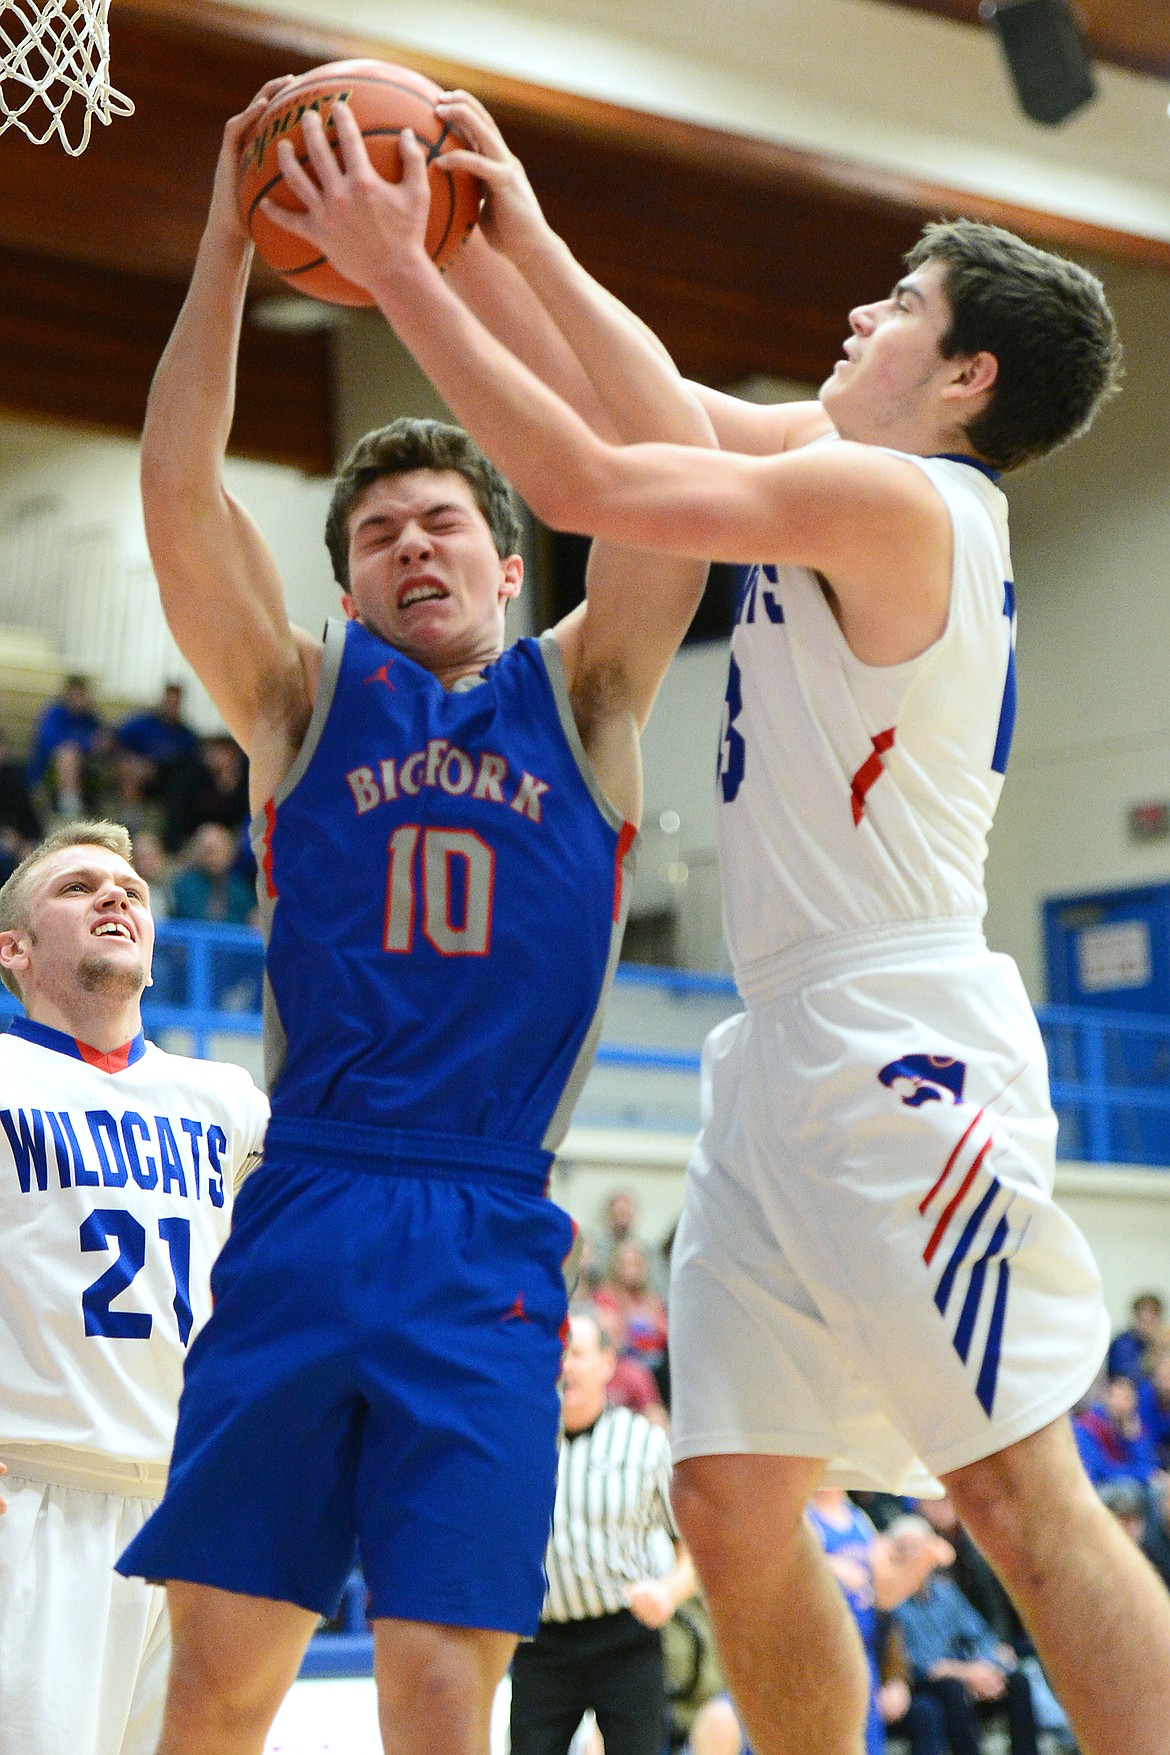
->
[6,922,1170,1164]
[301,1572,374,1678]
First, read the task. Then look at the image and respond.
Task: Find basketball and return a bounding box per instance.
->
[237,60,482,306]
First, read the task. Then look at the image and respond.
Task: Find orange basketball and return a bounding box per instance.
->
[237,60,482,306]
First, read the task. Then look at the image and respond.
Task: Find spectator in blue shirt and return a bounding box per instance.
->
[0,724,42,876]
[116,682,199,796]
[895,1571,1040,1755]
[26,675,109,816]
[161,733,249,854]
[806,1494,953,1755]
[170,822,256,927]
[1107,1292,1165,1383]
[1074,1375,1162,1489]
[1138,1349,1170,1470]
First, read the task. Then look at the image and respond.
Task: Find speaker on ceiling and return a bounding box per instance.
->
[980,0,1097,126]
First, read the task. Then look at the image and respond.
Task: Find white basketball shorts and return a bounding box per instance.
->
[669,922,1109,1492]
[0,1449,170,1755]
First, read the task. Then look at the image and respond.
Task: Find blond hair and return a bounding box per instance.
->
[0,821,136,999]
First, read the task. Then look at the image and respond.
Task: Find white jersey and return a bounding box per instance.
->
[716,445,1016,994]
[0,1019,268,1465]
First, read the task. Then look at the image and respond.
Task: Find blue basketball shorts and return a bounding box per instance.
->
[117,1136,574,1633]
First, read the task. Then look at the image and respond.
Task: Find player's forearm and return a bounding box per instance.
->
[448,235,620,440]
[141,220,252,510]
[508,229,711,449]
[373,257,770,561]
[453,229,709,451]
[370,254,630,526]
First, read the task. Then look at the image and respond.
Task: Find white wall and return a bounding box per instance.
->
[984,254,1170,998]
[0,416,336,731]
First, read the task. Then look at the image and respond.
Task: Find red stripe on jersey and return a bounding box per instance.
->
[850,727,896,825]
[613,821,637,922]
[919,1109,986,1215]
[74,1038,135,1073]
[923,1137,992,1266]
[261,797,278,901]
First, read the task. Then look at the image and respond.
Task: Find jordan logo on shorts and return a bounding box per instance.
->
[877,1054,967,1107]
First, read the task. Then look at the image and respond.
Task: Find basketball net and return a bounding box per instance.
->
[0,0,133,155]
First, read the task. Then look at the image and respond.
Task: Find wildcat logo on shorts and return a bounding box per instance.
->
[877,1054,967,1107]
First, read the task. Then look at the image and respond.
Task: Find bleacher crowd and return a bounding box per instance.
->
[0,677,257,925]
[510,1194,1169,1755]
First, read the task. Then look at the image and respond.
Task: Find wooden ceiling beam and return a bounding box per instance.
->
[0,246,333,472]
[0,0,1167,464]
[877,0,1170,82]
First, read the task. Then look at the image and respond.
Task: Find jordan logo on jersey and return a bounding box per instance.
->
[877,1054,967,1107]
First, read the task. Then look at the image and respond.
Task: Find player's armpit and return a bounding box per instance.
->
[577,538,709,719]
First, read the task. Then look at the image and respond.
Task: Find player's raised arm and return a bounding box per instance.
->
[438,93,830,458]
[261,108,952,658]
[688,384,836,454]
[438,92,692,446]
[140,79,314,779]
[429,97,717,806]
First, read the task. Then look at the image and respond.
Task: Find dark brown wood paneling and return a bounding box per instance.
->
[0,0,1166,466]
[0,247,332,473]
[879,0,1170,80]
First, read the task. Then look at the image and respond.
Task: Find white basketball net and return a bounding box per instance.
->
[0,0,133,156]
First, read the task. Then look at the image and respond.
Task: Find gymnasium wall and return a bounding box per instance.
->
[984,252,1170,996]
[0,417,335,733]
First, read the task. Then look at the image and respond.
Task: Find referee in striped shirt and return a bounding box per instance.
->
[510,1309,696,1755]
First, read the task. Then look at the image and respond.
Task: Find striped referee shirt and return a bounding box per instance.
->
[542,1404,679,1622]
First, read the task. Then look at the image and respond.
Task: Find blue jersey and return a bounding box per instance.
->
[807,1500,885,1755]
[251,619,637,1159]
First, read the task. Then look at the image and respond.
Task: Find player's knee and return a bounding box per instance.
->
[162,1652,282,1749]
[672,1457,807,1591]
[375,1631,488,1739]
[162,1616,297,1748]
[671,1463,734,1579]
[945,1422,1097,1579]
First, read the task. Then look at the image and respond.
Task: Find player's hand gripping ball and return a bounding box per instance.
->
[237,60,482,306]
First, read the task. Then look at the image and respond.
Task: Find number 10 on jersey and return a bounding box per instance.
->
[384,825,495,956]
